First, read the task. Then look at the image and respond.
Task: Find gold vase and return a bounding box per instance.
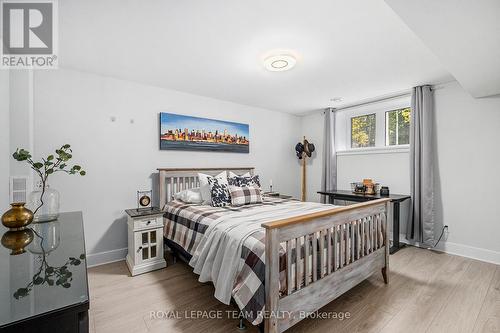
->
[1,203,34,230]
[1,229,35,255]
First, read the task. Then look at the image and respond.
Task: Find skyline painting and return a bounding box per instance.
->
[159,113,250,153]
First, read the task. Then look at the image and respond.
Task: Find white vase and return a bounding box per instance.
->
[28,183,60,222]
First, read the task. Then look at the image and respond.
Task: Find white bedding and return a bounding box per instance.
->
[188,200,333,304]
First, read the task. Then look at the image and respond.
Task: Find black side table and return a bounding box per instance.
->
[0,212,89,332]
[317,190,411,254]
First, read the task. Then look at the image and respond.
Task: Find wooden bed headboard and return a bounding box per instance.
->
[157,167,255,209]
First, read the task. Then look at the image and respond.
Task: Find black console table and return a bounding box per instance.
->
[0,212,89,333]
[317,190,411,254]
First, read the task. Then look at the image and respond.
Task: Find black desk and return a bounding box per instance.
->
[317,190,411,254]
[0,212,89,333]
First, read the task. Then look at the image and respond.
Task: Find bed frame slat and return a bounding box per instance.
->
[327,228,332,275]
[319,230,325,278]
[295,237,301,291]
[286,240,293,295]
[339,225,344,268]
[312,232,318,282]
[347,225,350,265]
[333,226,338,271]
[305,235,310,286]
[350,221,355,263]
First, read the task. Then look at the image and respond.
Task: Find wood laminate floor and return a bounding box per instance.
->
[88,246,500,333]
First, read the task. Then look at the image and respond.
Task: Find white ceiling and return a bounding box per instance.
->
[385,0,500,98]
[59,0,453,114]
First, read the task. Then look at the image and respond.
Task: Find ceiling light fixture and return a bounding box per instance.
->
[264,54,297,72]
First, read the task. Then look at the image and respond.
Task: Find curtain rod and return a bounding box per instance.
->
[330,90,411,112]
[329,84,443,112]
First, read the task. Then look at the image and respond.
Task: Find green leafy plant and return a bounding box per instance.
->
[13,253,86,299]
[12,144,86,215]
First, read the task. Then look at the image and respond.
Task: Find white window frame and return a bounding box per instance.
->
[336,95,410,155]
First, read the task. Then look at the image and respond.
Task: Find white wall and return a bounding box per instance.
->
[337,151,411,236]
[32,69,301,265]
[9,71,33,179]
[0,71,9,211]
[433,81,500,261]
[300,81,500,264]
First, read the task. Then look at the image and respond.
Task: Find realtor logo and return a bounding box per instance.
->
[1,0,58,69]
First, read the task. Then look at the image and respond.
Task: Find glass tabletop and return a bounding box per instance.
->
[0,212,89,327]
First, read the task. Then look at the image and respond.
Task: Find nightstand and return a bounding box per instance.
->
[263,192,293,199]
[125,208,166,276]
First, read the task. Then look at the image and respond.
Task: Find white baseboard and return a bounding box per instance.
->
[86,247,127,268]
[86,235,500,268]
[395,233,500,265]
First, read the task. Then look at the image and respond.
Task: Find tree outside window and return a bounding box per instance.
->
[386,108,411,146]
[351,114,376,148]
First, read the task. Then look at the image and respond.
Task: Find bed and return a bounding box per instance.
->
[159,167,391,333]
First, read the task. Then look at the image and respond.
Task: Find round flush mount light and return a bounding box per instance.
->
[264,54,297,72]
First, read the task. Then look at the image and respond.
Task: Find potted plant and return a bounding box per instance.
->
[12,144,86,222]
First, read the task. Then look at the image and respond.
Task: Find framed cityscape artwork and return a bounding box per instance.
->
[159,112,250,153]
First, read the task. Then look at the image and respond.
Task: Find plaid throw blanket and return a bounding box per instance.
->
[164,197,292,256]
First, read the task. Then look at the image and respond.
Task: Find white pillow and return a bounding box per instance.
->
[198,171,228,205]
[228,171,251,178]
[174,188,203,204]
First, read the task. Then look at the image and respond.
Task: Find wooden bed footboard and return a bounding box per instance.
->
[261,199,392,333]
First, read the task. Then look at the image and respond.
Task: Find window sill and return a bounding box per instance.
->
[337,145,409,156]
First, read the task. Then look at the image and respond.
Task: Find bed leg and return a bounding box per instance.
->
[383,201,391,285]
[237,316,247,331]
[382,267,388,284]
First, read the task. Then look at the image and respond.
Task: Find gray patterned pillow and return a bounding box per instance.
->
[208,177,231,207]
[229,175,261,188]
[227,176,239,186]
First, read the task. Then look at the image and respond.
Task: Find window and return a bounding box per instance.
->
[337,96,411,152]
[351,113,376,148]
[385,108,411,146]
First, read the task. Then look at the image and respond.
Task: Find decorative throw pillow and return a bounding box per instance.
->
[227,171,250,186]
[228,185,263,206]
[208,177,232,207]
[198,171,227,205]
[236,175,261,188]
[173,188,203,204]
[227,176,239,186]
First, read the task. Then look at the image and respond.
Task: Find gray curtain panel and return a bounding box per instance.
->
[407,86,435,245]
[321,108,337,203]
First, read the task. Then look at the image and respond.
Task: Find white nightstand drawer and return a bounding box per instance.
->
[134,216,162,230]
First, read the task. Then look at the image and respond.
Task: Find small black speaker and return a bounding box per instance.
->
[380,186,390,196]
